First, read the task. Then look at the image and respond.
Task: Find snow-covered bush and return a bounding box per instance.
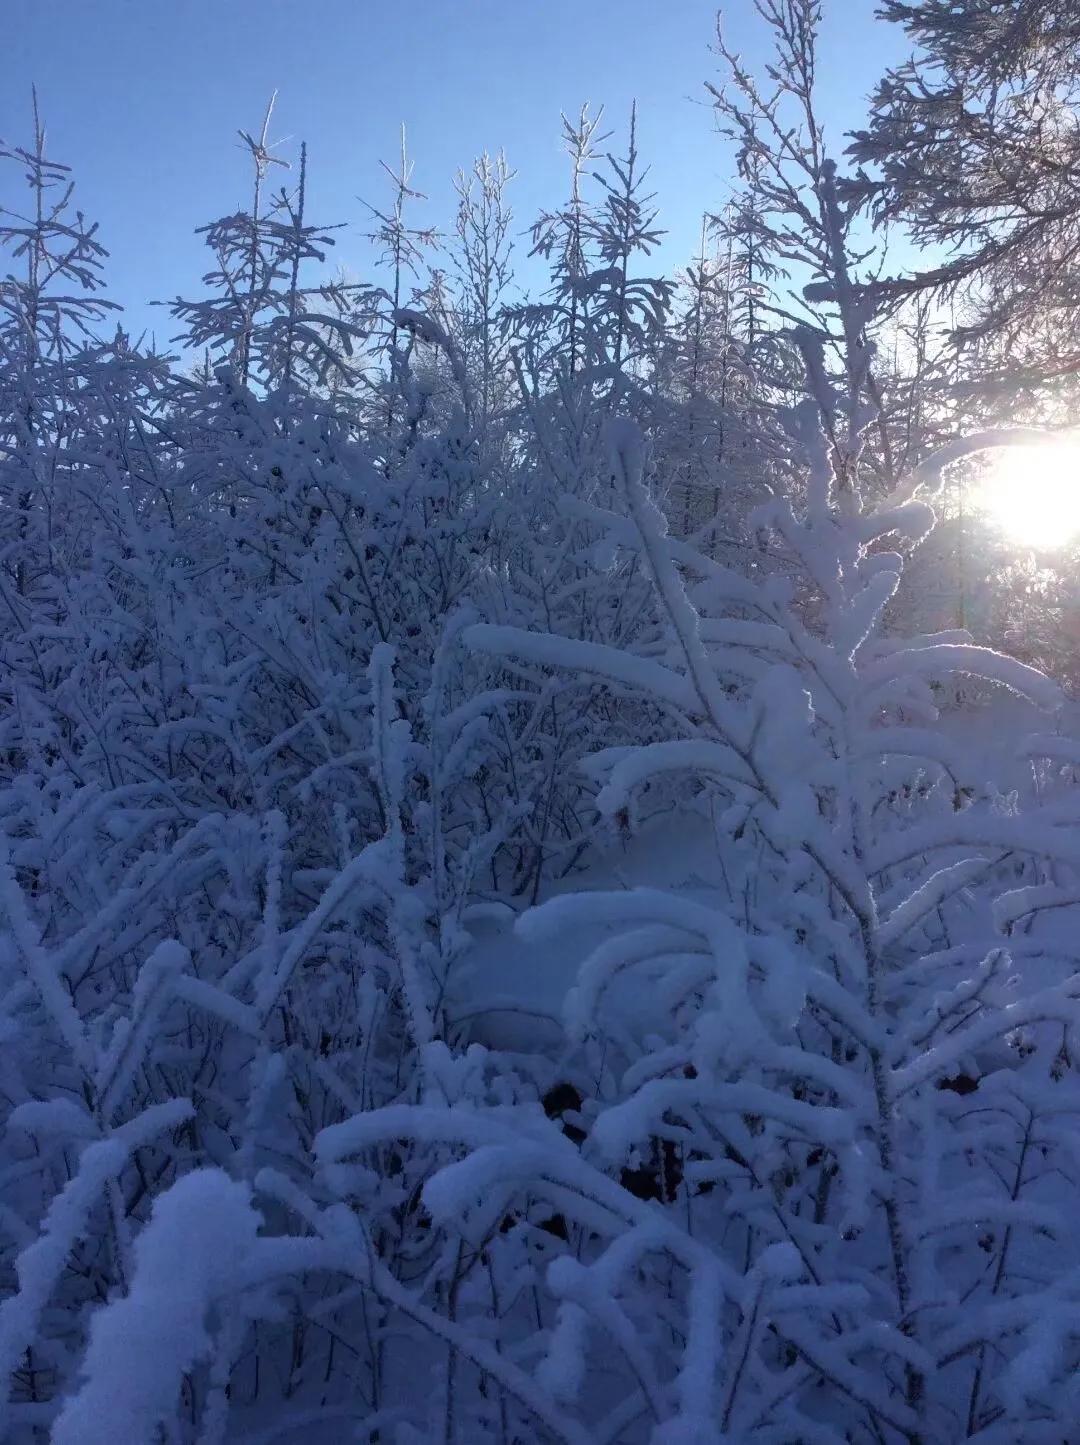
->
[4,20,1080,1441]
[306,67,1080,1437]
[453,388,1079,1439]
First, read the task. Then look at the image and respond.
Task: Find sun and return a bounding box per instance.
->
[976,440,1080,550]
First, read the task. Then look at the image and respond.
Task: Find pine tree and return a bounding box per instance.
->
[167,98,365,394]
[850,0,1080,391]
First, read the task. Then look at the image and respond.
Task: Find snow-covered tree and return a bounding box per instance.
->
[167,100,367,394]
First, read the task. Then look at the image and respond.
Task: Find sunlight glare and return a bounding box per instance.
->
[977,440,1080,550]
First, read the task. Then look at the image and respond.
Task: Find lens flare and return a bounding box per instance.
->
[977,441,1080,550]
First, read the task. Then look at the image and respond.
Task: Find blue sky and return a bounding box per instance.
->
[2,1,909,348]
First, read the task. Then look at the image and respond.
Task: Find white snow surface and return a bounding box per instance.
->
[457,809,726,1050]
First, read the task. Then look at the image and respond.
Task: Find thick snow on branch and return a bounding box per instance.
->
[0,1100,193,1431]
[52,1171,262,1445]
[465,622,697,712]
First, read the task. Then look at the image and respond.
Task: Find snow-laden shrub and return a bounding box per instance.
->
[53,374,1080,1443]
[5,40,1080,1445]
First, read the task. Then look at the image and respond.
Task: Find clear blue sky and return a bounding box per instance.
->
[2,1,908,349]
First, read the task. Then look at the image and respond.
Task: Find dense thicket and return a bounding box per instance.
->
[4,4,1080,1442]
